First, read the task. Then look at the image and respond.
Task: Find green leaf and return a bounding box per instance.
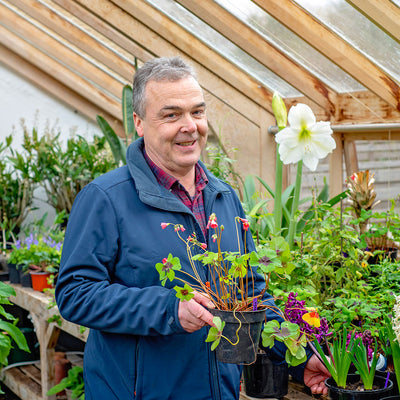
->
[122,85,135,139]
[0,320,30,352]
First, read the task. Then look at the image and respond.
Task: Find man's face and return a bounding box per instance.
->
[133,76,208,178]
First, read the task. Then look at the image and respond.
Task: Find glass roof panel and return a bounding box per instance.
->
[145,0,301,97]
[215,0,364,93]
[295,0,400,83]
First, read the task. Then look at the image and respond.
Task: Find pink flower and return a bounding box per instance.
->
[161,223,168,229]
[162,258,168,264]
[239,218,250,231]
[207,214,218,229]
[201,243,207,250]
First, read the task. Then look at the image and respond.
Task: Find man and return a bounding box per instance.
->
[56,56,329,399]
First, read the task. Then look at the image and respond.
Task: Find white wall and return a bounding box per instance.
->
[0,63,102,227]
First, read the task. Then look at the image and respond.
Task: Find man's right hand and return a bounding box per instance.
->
[178,291,215,333]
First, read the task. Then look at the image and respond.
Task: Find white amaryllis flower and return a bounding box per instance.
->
[275,103,336,171]
[393,295,400,345]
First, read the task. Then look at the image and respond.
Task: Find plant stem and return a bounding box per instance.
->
[287,160,303,249]
[274,144,283,235]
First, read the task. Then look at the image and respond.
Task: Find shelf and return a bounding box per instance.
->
[4,283,88,400]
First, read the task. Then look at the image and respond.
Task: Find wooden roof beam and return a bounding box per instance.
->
[112,0,326,118]
[0,44,124,136]
[8,0,136,82]
[176,0,337,116]
[0,2,124,100]
[346,0,400,44]
[253,0,400,111]
[63,0,274,124]
[0,24,121,120]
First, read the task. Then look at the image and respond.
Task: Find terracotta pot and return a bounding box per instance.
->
[29,271,52,291]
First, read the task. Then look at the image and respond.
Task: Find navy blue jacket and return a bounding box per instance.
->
[56,138,303,399]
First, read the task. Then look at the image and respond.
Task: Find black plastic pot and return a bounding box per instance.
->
[8,263,20,284]
[376,371,399,396]
[380,396,400,400]
[243,353,289,398]
[19,270,32,288]
[326,374,393,400]
[208,308,265,364]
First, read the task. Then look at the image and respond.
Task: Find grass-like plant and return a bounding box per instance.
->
[312,329,357,388]
[350,338,378,390]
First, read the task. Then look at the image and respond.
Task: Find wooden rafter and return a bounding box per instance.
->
[176,0,337,115]
[346,0,400,44]
[9,0,136,81]
[0,24,121,119]
[111,0,278,113]
[253,0,400,111]
[0,44,124,136]
[58,0,266,124]
[0,2,124,99]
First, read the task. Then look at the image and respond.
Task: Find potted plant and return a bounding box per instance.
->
[21,126,115,219]
[0,281,30,394]
[8,233,63,291]
[313,329,393,400]
[0,135,36,252]
[156,215,308,365]
[47,365,85,399]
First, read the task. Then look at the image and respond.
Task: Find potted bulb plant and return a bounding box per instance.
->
[313,329,393,400]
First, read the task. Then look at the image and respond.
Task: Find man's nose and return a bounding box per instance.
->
[180,114,197,133]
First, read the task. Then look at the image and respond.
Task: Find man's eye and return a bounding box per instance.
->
[193,110,205,116]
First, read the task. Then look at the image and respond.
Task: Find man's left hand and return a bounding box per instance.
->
[303,354,330,395]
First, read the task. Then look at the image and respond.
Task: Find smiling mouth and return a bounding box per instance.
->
[177,140,196,146]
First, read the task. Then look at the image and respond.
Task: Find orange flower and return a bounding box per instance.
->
[302,311,321,328]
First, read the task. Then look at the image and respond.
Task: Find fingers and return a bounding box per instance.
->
[193,291,215,309]
[178,297,215,333]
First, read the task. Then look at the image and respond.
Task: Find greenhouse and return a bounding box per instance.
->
[1,1,400,399]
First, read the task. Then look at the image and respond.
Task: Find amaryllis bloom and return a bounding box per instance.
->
[275,103,336,171]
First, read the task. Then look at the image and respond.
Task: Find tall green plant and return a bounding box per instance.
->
[97,85,138,166]
[0,136,36,248]
[22,129,115,216]
[0,282,30,392]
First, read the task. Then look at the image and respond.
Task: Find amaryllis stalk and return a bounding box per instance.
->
[271,93,336,249]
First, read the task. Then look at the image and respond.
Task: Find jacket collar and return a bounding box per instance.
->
[126,138,229,211]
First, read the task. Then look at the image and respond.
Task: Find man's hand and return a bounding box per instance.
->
[178,291,215,333]
[304,354,330,395]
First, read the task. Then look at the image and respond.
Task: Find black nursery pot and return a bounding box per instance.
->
[7,263,20,284]
[208,308,265,365]
[243,353,289,398]
[376,371,399,396]
[326,374,393,400]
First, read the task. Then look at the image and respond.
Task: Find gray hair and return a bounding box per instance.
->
[132,56,198,118]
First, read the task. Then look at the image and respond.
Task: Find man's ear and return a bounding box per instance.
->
[133,113,144,137]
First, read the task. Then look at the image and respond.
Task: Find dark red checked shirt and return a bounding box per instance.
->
[143,150,208,238]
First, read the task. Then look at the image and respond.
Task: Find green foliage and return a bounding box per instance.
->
[47,366,85,399]
[8,234,63,273]
[350,338,378,390]
[22,128,115,216]
[205,317,225,351]
[262,320,307,366]
[0,135,36,248]
[0,281,30,391]
[313,329,356,388]
[97,84,138,166]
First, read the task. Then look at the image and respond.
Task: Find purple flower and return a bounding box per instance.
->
[25,233,38,249]
[15,239,21,250]
[252,298,258,311]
